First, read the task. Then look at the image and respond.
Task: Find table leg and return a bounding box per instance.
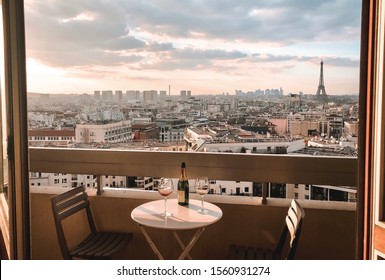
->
[172,231,192,260]
[139,224,206,260]
[139,224,164,260]
[175,227,206,260]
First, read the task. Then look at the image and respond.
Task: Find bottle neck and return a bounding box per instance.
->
[180,168,187,180]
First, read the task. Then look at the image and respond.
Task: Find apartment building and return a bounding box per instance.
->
[132,122,159,141]
[156,118,188,143]
[29,172,95,188]
[286,183,357,202]
[28,129,75,147]
[290,120,329,137]
[75,120,132,143]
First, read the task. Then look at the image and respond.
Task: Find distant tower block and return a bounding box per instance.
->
[316,59,328,103]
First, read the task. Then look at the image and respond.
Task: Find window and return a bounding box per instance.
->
[270,183,286,198]
[21,0,361,207]
[5,0,385,260]
[23,1,361,149]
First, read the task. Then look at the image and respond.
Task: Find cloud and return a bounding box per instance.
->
[129,47,250,72]
[116,0,361,44]
[321,57,360,68]
[24,0,362,94]
[173,48,247,61]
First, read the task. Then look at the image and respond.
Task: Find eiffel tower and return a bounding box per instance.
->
[316,59,328,103]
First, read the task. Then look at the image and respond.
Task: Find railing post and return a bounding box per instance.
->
[96,175,103,195]
[262,182,267,205]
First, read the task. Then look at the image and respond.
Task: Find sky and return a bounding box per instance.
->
[24,0,362,96]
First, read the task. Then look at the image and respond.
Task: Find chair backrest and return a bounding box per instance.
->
[51,186,97,259]
[274,199,305,259]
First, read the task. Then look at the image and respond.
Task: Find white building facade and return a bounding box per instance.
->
[75,120,132,143]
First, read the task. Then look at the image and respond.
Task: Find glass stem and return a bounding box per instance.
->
[201,196,204,211]
[164,197,167,215]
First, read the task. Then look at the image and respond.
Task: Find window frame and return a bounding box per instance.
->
[1,0,382,260]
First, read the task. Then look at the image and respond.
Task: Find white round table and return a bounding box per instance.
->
[131,199,222,259]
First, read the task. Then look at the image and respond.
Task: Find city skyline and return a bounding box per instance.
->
[23,0,361,95]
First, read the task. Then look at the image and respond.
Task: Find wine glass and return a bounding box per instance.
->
[157,178,174,217]
[195,177,210,214]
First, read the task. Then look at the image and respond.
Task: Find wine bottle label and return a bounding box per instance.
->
[178,190,185,203]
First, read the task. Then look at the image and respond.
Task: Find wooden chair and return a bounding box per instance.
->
[229,199,305,260]
[51,186,133,259]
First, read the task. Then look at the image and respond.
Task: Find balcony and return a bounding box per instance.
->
[28,147,357,259]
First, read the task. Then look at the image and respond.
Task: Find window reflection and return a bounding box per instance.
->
[0,2,8,201]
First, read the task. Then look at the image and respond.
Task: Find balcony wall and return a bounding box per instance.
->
[29,147,357,259]
[30,187,356,260]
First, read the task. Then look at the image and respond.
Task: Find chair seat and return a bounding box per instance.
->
[228,244,281,260]
[69,232,133,259]
[52,186,134,259]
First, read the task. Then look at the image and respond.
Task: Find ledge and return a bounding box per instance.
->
[30,186,356,211]
[29,147,358,186]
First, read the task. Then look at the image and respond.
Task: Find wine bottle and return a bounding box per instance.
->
[177,162,189,205]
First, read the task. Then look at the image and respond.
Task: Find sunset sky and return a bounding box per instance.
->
[24,0,362,96]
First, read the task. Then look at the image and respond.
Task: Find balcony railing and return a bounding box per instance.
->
[29,147,357,188]
[28,147,358,260]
